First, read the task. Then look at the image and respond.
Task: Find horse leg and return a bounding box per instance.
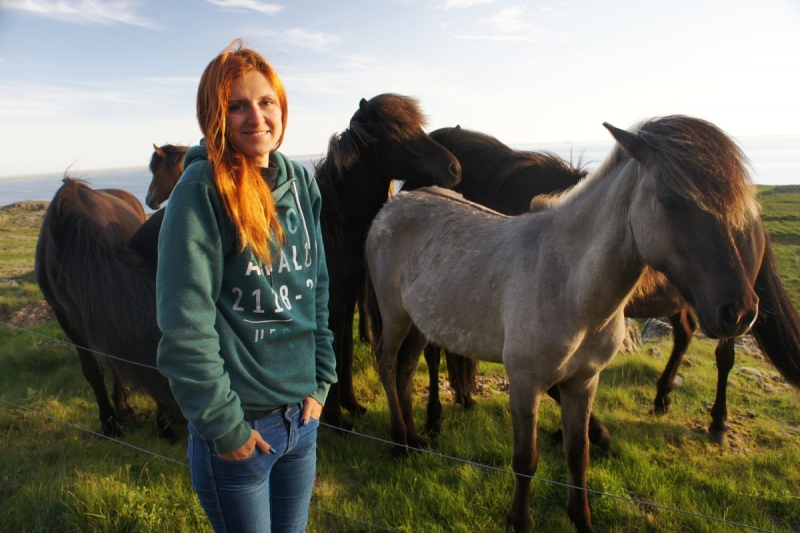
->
[110,369,134,425]
[708,339,735,444]
[156,402,177,442]
[376,318,414,457]
[504,379,541,533]
[546,385,610,450]
[340,307,368,416]
[356,289,371,345]
[423,343,443,436]
[76,347,121,438]
[559,375,600,533]
[654,310,695,414]
[446,351,478,409]
[396,328,428,449]
[321,311,349,430]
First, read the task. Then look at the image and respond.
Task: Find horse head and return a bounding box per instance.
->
[146,143,188,210]
[350,94,461,189]
[607,117,760,339]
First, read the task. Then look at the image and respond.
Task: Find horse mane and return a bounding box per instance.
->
[150,144,189,174]
[315,94,427,246]
[435,127,586,191]
[549,116,759,229]
[637,115,759,230]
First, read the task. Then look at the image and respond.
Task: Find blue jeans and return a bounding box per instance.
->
[188,403,318,533]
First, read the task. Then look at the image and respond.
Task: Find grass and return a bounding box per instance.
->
[1,193,800,532]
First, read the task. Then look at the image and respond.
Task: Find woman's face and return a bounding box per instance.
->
[226,70,283,167]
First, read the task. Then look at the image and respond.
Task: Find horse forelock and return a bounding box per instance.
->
[639,116,759,230]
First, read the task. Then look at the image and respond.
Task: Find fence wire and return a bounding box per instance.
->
[0,319,780,533]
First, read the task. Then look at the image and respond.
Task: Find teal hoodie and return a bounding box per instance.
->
[156,143,337,454]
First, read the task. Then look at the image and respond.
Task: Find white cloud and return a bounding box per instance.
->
[1,0,157,28]
[285,28,343,49]
[438,0,497,9]
[449,4,547,41]
[206,0,282,14]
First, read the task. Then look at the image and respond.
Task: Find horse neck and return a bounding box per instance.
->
[331,147,394,229]
[544,158,646,313]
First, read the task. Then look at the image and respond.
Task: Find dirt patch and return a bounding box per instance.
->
[5,299,55,328]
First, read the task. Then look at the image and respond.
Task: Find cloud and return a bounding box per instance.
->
[449,4,548,42]
[438,0,497,8]
[1,0,157,28]
[206,0,282,14]
[285,28,343,49]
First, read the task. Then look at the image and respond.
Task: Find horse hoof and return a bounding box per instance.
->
[344,402,368,416]
[653,396,671,415]
[589,426,612,451]
[459,397,477,410]
[708,428,728,445]
[407,436,428,450]
[391,444,413,459]
[101,418,122,439]
[425,420,442,437]
[116,406,135,425]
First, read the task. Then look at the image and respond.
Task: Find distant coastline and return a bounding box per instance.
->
[0,153,327,182]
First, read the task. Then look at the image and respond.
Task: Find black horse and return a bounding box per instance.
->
[316,95,461,428]
[35,178,183,438]
[425,127,800,445]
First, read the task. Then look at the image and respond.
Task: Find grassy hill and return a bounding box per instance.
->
[0,189,798,532]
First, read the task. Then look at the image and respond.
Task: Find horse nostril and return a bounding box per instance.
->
[719,304,742,330]
[448,163,460,180]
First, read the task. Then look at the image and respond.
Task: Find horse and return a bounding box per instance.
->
[431,129,800,446]
[145,143,188,210]
[314,93,461,428]
[365,116,760,532]
[418,126,587,434]
[35,178,183,438]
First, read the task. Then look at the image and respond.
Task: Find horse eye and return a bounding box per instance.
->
[659,196,680,212]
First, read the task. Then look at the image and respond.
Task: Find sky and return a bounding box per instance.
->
[0,0,799,178]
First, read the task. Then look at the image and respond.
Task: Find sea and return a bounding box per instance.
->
[2,135,798,213]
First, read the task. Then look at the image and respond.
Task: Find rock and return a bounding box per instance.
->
[734,335,764,359]
[682,356,700,367]
[648,347,663,358]
[619,318,642,353]
[735,366,789,391]
[641,318,673,341]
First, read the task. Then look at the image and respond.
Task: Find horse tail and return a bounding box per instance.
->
[364,273,383,356]
[39,180,182,419]
[445,351,479,401]
[751,237,800,388]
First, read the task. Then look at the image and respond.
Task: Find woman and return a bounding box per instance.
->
[156,40,337,533]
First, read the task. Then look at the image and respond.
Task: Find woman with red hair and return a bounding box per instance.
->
[156,39,336,532]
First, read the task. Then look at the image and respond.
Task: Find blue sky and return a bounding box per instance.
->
[1,0,799,177]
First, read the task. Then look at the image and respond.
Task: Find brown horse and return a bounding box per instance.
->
[146,143,188,210]
[366,116,761,532]
[35,178,183,438]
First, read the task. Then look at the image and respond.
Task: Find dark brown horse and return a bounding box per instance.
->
[146,144,188,210]
[35,178,183,438]
[432,127,800,447]
[316,94,461,428]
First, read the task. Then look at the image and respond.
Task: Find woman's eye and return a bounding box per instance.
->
[659,196,680,212]
[260,99,273,107]
[228,103,244,112]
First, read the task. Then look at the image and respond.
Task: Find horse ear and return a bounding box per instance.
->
[359,98,372,115]
[454,125,461,131]
[603,122,653,164]
[153,143,166,158]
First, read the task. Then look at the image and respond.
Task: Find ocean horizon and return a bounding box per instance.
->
[2,135,797,212]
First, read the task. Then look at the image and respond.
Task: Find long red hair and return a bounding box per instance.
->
[197,39,287,265]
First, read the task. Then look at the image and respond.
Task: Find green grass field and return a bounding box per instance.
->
[1,189,799,532]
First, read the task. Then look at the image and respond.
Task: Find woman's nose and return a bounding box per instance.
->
[245,103,261,124]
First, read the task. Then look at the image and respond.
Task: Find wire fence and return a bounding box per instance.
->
[0,319,781,533]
